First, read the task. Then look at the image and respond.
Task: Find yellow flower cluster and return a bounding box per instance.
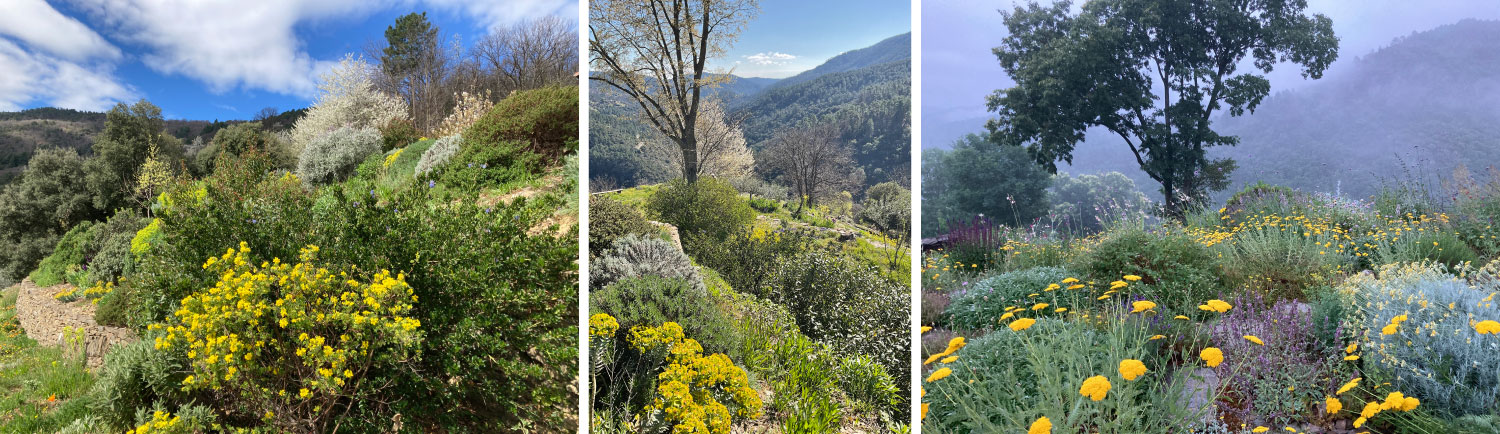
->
[147,243,421,425]
[626,321,761,434]
[924,336,965,365]
[1078,375,1111,401]
[129,410,183,434]
[81,280,115,302]
[589,313,619,338]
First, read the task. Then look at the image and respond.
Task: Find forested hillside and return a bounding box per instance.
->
[988,19,1500,202]
[591,32,912,191]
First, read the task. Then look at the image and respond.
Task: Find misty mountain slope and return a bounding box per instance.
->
[763,32,911,91]
[1044,19,1500,202]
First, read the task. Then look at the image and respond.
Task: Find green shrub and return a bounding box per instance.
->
[295,126,381,185]
[379,138,432,186]
[1213,218,1352,301]
[942,267,1074,330]
[589,196,657,259]
[748,196,780,213]
[378,117,419,152]
[29,221,96,286]
[592,234,704,294]
[833,354,901,414]
[465,85,579,160]
[684,229,809,297]
[1341,262,1500,417]
[857,182,910,237]
[1374,229,1481,271]
[764,250,908,380]
[590,275,739,356]
[923,318,1204,433]
[87,340,192,430]
[647,177,753,240]
[0,147,99,283]
[428,139,543,193]
[1221,182,1308,226]
[1079,226,1224,313]
[85,209,149,285]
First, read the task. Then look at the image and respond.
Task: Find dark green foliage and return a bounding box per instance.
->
[591,275,740,356]
[0,147,98,283]
[646,177,753,240]
[85,209,147,286]
[857,181,910,236]
[1048,172,1150,235]
[83,100,184,211]
[198,122,275,175]
[1383,230,1481,271]
[87,340,193,430]
[28,221,95,287]
[924,135,1052,231]
[747,196,779,213]
[1080,226,1225,312]
[942,267,1073,330]
[428,139,543,193]
[379,118,419,152]
[102,147,578,431]
[588,196,656,259]
[465,86,579,161]
[762,250,908,380]
[685,229,810,298]
[987,0,1337,219]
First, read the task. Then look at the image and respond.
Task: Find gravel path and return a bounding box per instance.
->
[10,279,136,368]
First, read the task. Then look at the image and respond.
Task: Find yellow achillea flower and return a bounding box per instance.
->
[1009,318,1037,331]
[1067,284,1085,290]
[1032,303,1050,311]
[1252,427,1269,433]
[926,368,952,383]
[1109,280,1128,290]
[1118,359,1147,381]
[921,402,929,419]
[1381,392,1410,411]
[1360,402,1381,418]
[921,326,932,333]
[1476,320,1500,335]
[940,356,958,364]
[1062,277,1079,284]
[1326,397,1342,414]
[1044,284,1060,291]
[1337,378,1361,395]
[1400,396,1420,411]
[1198,299,1232,313]
[1200,347,1224,367]
[1079,375,1111,401]
[1123,274,1142,281]
[924,337,967,365]
[1381,323,1399,335]
[1344,355,1359,361]
[1148,334,1165,341]
[1345,342,1358,354]
[1000,312,1016,321]
[1028,416,1053,434]
[1130,301,1156,313]
[1054,307,1068,313]
[1353,417,1367,428]
[1243,335,1264,345]
[1174,315,1190,320]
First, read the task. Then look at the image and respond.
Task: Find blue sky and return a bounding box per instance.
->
[0,0,576,120]
[922,0,1500,146]
[718,0,910,79]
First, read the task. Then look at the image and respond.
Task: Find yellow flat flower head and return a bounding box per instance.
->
[1475,320,1500,335]
[1130,300,1157,313]
[1028,416,1053,434]
[1326,397,1342,414]
[926,367,952,383]
[1200,347,1224,367]
[1079,375,1111,401]
[1123,274,1142,281]
[1118,359,1147,381]
[1009,318,1037,332]
[1243,335,1264,345]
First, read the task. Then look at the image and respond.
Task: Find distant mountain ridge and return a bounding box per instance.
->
[941,19,1500,202]
[590,32,912,189]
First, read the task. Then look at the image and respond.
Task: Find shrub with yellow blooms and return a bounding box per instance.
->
[148,243,421,432]
[590,317,761,434]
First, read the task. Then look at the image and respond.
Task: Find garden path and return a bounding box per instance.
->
[8,279,136,368]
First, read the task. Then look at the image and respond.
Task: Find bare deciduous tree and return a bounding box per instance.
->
[761,124,864,216]
[590,0,759,183]
[475,16,579,92]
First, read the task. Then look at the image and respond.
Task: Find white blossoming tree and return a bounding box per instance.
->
[290,55,409,157]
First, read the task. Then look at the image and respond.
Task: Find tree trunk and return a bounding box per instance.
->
[679,136,699,184]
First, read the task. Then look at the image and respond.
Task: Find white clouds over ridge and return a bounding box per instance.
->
[0,0,576,111]
[745,51,797,65]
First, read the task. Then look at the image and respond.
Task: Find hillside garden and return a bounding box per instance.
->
[0,28,580,433]
[921,174,1500,433]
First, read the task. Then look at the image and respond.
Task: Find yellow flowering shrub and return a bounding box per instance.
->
[148,242,421,431]
[129,411,187,434]
[131,218,162,258]
[627,322,762,434]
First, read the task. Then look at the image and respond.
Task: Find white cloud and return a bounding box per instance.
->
[745,51,797,65]
[64,0,576,99]
[0,39,136,111]
[0,0,120,61]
